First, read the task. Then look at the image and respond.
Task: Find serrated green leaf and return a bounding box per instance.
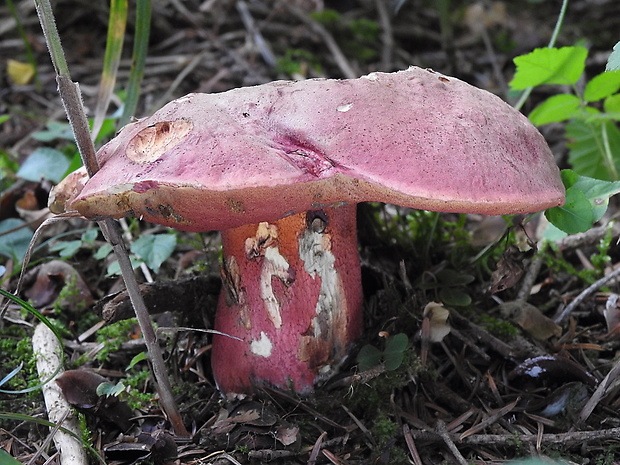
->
[357,344,382,371]
[16,147,71,183]
[529,94,581,125]
[545,185,593,234]
[604,94,620,113]
[510,46,588,90]
[606,41,620,71]
[584,70,620,102]
[130,233,177,273]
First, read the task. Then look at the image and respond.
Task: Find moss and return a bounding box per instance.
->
[479,314,520,338]
[94,318,139,362]
[0,326,38,392]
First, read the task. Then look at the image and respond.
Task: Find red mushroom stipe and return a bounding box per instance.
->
[61,67,564,396]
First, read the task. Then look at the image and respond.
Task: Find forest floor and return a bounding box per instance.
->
[2,0,620,464]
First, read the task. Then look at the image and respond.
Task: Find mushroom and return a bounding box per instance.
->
[59,67,564,396]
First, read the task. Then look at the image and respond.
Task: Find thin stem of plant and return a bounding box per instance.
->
[34,0,189,438]
[514,0,569,111]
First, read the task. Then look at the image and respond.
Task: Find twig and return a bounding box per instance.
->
[285,4,357,79]
[554,265,620,324]
[375,0,394,70]
[236,0,276,67]
[436,420,468,465]
[577,356,620,426]
[407,426,620,447]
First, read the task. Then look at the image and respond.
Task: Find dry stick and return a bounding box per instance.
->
[554,265,620,324]
[577,357,620,426]
[236,0,276,67]
[285,4,357,79]
[409,426,620,447]
[374,0,394,71]
[436,420,468,465]
[34,5,189,436]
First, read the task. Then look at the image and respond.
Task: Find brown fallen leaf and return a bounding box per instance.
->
[24,260,93,309]
[499,300,561,340]
[56,370,135,431]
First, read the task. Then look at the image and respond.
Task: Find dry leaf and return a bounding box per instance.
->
[499,301,561,340]
[7,59,35,85]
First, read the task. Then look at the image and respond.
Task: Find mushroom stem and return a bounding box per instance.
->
[211,203,363,395]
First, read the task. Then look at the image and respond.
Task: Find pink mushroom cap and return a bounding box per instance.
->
[71,66,564,229]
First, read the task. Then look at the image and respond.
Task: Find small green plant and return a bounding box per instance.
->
[357,333,409,371]
[510,45,620,235]
[417,268,475,307]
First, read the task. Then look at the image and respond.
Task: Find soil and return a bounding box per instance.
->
[2,0,620,464]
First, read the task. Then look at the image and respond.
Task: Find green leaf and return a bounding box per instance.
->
[584,70,620,102]
[0,449,24,465]
[529,94,581,125]
[97,380,125,397]
[31,121,74,142]
[439,287,472,307]
[0,115,11,125]
[16,147,71,183]
[49,240,82,258]
[357,344,382,371]
[606,41,620,71]
[94,243,113,260]
[566,118,620,180]
[545,186,593,234]
[604,94,620,113]
[81,228,99,243]
[120,0,151,127]
[545,170,620,234]
[127,351,148,370]
[569,172,620,222]
[510,46,588,90]
[383,333,408,371]
[130,233,177,273]
[106,256,143,276]
[435,269,475,286]
[92,0,128,141]
[0,219,32,263]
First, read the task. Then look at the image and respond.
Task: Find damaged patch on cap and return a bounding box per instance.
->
[126,119,193,164]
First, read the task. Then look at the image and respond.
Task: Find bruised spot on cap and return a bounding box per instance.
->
[127,119,193,164]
